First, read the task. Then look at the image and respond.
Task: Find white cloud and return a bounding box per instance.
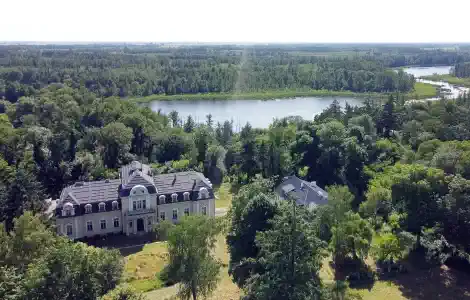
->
[2,0,469,43]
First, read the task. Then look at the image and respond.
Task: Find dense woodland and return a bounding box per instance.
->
[5,44,470,101]
[2,44,470,299]
[453,62,470,78]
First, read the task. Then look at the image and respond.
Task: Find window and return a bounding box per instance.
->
[199,187,209,199]
[114,217,120,228]
[202,206,207,216]
[112,201,119,210]
[66,224,73,236]
[128,220,133,228]
[159,195,166,204]
[100,219,106,230]
[133,200,146,210]
[172,209,178,220]
[183,192,190,201]
[160,211,166,221]
[85,204,92,213]
[148,217,152,226]
[86,221,93,232]
[62,203,75,217]
[171,193,178,203]
[184,207,190,216]
[99,202,106,212]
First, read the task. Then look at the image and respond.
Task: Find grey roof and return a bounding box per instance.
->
[154,171,212,194]
[121,161,155,189]
[59,179,121,205]
[275,176,328,208]
[57,162,213,207]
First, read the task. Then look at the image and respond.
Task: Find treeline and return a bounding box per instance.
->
[453,62,470,78]
[3,83,470,297]
[0,45,424,102]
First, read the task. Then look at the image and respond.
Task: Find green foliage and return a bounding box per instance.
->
[371,232,413,263]
[100,284,147,300]
[243,201,326,300]
[227,191,278,287]
[0,212,123,300]
[167,216,221,300]
[330,212,373,264]
[154,219,175,241]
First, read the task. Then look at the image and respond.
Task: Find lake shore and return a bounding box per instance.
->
[129,83,437,103]
[421,74,470,88]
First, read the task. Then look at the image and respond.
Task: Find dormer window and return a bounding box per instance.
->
[85,204,92,213]
[171,193,178,203]
[99,202,106,212]
[62,202,75,217]
[199,187,209,199]
[112,201,119,210]
[159,195,166,204]
[183,192,190,201]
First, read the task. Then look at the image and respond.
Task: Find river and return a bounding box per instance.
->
[402,66,469,100]
[149,66,463,128]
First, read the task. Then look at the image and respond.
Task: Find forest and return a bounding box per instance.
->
[4,44,470,102]
[2,44,470,299]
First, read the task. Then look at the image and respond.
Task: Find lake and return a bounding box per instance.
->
[149,66,454,128]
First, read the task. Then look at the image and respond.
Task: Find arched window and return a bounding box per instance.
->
[99,202,106,212]
[85,204,92,213]
[199,187,209,199]
[183,192,190,201]
[112,201,119,210]
[159,195,166,204]
[62,203,74,217]
[171,193,178,203]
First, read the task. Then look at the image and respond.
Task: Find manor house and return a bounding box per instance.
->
[55,161,215,239]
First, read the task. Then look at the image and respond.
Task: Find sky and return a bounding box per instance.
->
[2,0,470,43]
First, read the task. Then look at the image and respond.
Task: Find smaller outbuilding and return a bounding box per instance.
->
[275,175,328,209]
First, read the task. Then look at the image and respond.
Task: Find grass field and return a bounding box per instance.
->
[407,82,438,99]
[214,182,233,209]
[122,242,168,292]
[422,74,470,87]
[122,233,470,300]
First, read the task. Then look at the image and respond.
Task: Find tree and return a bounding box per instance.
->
[23,240,123,300]
[372,231,415,272]
[167,216,221,300]
[98,122,133,168]
[0,167,46,231]
[204,145,226,185]
[227,193,278,287]
[100,284,147,300]
[184,115,195,133]
[330,212,373,265]
[243,201,325,300]
[0,212,124,300]
[168,110,180,128]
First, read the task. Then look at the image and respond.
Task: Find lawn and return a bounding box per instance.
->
[122,242,168,292]
[214,182,233,209]
[126,233,470,300]
[144,235,240,300]
[406,82,438,100]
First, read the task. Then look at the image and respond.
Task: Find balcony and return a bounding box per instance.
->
[125,208,156,216]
